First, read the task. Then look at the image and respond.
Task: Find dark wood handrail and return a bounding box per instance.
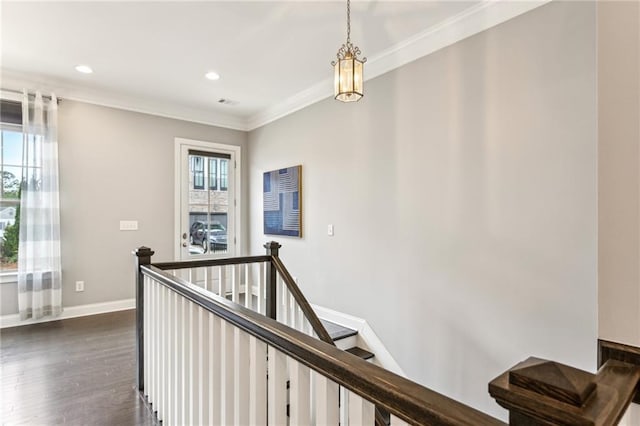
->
[152,255,272,270]
[151,253,334,346]
[270,255,335,346]
[141,264,505,426]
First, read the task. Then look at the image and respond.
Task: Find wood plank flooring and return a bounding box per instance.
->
[1,310,157,425]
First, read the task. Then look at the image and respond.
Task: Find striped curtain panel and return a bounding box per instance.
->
[18,91,62,320]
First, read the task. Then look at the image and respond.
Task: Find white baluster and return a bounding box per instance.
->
[390,414,411,426]
[279,278,287,324]
[219,266,227,299]
[150,279,157,406]
[221,320,235,424]
[188,267,193,284]
[341,388,349,426]
[149,280,162,410]
[189,268,203,287]
[315,374,339,426]
[176,296,185,425]
[289,290,296,329]
[349,392,375,425]
[294,308,305,333]
[189,303,199,424]
[290,359,311,425]
[232,264,240,303]
[159,284,167,422]
[183,301,192,424]
[153,280,160,408]
[268,346,287,425]
[244,263,251,309]
[197,306,207,425]
[168,290,176,424]
[209,312,222,425]
[203,267,209,292]
[249,336,267,425]
[284,279,291,326]
[276,276,282,322]
[234,326,250,425]
[257,263,265,315]
[305,316,313,337]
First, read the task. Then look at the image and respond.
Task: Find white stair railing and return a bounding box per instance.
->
[157,243,331,343]
[135,246,505,426]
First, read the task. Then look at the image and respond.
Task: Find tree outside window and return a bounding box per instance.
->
[1,128,23,270]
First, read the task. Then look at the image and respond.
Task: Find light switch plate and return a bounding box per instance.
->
[328,224,334,236]
[120,220,138,231]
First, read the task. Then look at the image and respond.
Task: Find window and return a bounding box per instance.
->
[1,124,23,272]
[220,159,228,191]
[191,156,204,190]
[209,158,218,190]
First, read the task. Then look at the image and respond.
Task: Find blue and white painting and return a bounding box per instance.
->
[263,165,301,237]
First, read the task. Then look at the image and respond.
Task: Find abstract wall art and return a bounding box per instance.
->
[263,165,302,237]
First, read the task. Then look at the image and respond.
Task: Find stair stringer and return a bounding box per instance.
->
[311,304,406,377]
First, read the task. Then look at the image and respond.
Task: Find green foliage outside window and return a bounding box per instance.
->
[1,188,20,264]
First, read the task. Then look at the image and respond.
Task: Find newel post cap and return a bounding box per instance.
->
[264,241,282,257]
[133,246,155,260]
[489,357,599,425]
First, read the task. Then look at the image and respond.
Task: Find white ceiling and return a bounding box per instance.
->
[1,1,548,130]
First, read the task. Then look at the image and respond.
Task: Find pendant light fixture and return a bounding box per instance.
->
[332,0,366,102]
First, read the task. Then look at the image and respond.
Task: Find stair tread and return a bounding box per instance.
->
[346,346,375,360]
[320,319,358,341]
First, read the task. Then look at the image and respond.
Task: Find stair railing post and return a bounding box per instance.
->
[264,241,282,320]
[134,246,155,392]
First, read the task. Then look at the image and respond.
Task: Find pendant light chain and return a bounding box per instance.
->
[346,0,351,45]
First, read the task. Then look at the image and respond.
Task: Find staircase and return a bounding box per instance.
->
[320,319,375,361]
[137,244,640,426]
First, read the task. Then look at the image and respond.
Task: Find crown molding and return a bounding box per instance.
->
[2,0,550,133]
[246,0,552,131]
[0,69,248,131]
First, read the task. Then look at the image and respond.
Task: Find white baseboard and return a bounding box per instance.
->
[0,298,135,329]
[312,304,406,377]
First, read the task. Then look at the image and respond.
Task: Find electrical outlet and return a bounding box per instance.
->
[75,281,85,292]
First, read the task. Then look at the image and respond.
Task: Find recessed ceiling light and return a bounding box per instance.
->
[75,65,93,74]
[205,71,220,81]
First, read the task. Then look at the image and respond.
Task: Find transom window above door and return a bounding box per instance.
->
[190,154,229,192]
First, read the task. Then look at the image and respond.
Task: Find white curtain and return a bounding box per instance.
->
[18,91,62,320]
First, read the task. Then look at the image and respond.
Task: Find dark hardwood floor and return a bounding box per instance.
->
[1,310,157,425]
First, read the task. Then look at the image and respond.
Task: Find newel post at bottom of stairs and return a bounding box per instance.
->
[133,246,155,392]
[264,241,282,321]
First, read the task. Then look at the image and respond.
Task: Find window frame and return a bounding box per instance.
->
[0,98,23,281]
[220,159,228,191]
[209,158,218,191]
[191,156,205,190]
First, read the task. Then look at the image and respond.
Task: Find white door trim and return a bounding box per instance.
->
[174,137,242,261]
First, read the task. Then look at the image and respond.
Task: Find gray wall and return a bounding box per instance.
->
[1,101,247,314]
[248,1,596,418]
[598,1,640,347]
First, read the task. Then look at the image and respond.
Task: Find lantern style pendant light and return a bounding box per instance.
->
[332,0,366,102]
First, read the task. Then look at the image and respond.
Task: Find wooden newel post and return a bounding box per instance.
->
[134,246,154,392]
[264,241,282,320]
[489,356,640,425]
